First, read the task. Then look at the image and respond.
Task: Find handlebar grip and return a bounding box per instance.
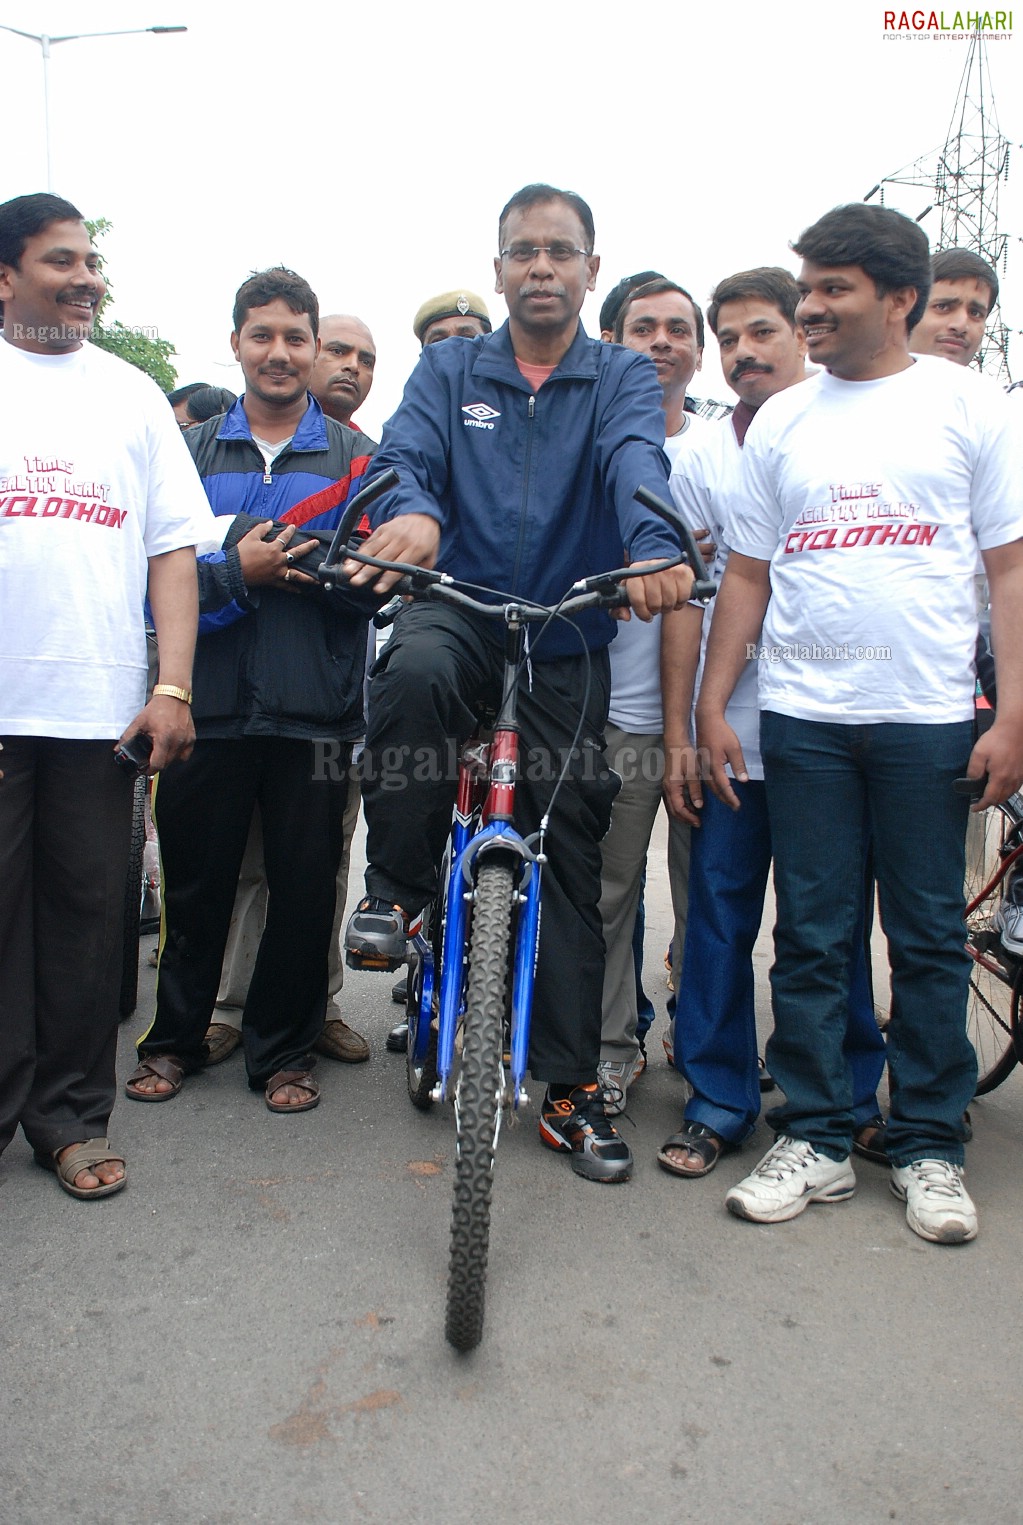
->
[953,775,988,800]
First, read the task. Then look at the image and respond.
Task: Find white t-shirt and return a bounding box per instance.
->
[670,414,764,777]
[607,413,707,733]
[730,356,1023,725]
[0,337,216,738]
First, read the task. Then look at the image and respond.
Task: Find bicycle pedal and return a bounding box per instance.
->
[345,949,406,973]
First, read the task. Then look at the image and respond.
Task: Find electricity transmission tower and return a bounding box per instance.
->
[864,31,1015,381]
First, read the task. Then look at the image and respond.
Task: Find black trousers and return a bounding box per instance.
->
[362,603,619,1085]
[0,736,134,1157]
[142,737,348,1087]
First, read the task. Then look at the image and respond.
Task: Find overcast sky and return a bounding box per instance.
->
[3,0,1020,435]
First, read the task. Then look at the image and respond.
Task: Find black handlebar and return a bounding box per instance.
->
[370,573,630,629]
[320,474,718,612]
[320,468,399,585]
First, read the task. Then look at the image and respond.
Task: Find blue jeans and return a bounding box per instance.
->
[760,712,975,1166]
[676,781,885,1144]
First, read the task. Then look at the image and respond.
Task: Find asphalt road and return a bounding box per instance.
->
[4,813,1022,1525]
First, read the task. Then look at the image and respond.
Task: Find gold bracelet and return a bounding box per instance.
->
[153,683,193,705]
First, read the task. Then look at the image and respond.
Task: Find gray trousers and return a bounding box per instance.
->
[598,723,690,1060]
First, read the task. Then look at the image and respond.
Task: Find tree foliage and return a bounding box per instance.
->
[85,218,178,391]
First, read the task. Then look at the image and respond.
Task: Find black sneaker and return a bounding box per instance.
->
[344,896,410,971]
[386,1020,409,1053]
[539,1083,633,1183]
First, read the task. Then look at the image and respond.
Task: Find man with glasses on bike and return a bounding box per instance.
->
[345,183,695,1183]
[696,204,1023,1243]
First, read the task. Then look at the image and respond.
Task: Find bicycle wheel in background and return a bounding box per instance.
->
[118,773,147,1020]
[445,858,513,1353]
[963,803,1020,1094]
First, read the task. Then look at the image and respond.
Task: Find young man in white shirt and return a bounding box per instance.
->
[695,204,1023,1243]
[0,192,209,1198]
[661,267,886,1176]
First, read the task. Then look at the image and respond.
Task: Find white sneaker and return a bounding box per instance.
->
[995,892,1023,957]
[725,1136,856,1223]
[890,1159,978,1243]
[597,1050,646,1116]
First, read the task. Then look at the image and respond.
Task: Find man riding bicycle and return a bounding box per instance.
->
[343,182,695,1183]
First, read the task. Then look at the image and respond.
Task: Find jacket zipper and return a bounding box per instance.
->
[510,394,535,594]
[261,442,294,501]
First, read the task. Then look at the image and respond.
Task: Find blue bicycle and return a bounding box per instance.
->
[322,478,713,1350]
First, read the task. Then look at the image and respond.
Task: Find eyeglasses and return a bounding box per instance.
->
[499,243,592,264]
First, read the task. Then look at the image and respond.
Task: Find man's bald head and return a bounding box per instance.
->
[311,313,376,425]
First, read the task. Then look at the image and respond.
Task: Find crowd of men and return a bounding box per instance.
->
[1,184,1021,1247]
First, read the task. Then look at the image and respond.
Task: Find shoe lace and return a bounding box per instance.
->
[908,1160,964,1199]
[754,1137,819,1183]
[600,1076,625,1111]
[573,1087,622,1142]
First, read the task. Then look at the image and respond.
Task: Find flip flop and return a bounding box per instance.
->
[265,1069,320,1114]
[38,1138,128,1199]
[125,1054,185,1102]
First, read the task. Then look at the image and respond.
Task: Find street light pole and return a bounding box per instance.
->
[0,24,187,191]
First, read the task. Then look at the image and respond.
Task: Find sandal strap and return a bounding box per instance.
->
[265,1069,318,1097]
[128,1054,185,1087]
[658,1122,730,1171]
[54,1138,125,1182]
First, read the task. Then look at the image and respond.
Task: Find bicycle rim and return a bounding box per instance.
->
[445,859,513,1352]
[964,804,1019,1094]
[407,904,440,1111]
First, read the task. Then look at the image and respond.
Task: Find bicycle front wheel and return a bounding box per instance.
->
[445,859,513,1353]
[964,804,1020,1094]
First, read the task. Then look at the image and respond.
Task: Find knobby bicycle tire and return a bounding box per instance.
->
[963,803,1021,1094]
[445,859,513,1352]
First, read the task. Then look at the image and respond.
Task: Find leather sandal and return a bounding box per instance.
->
[852,1115,888,1165]
[853,1112,973,1165]
[656,1121,735,1178]
[125,1054,185,1102]
[265,1069,320,1114]
[40,1138,127,1199]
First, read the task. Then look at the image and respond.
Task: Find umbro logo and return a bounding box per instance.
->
[462,402,500,431]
